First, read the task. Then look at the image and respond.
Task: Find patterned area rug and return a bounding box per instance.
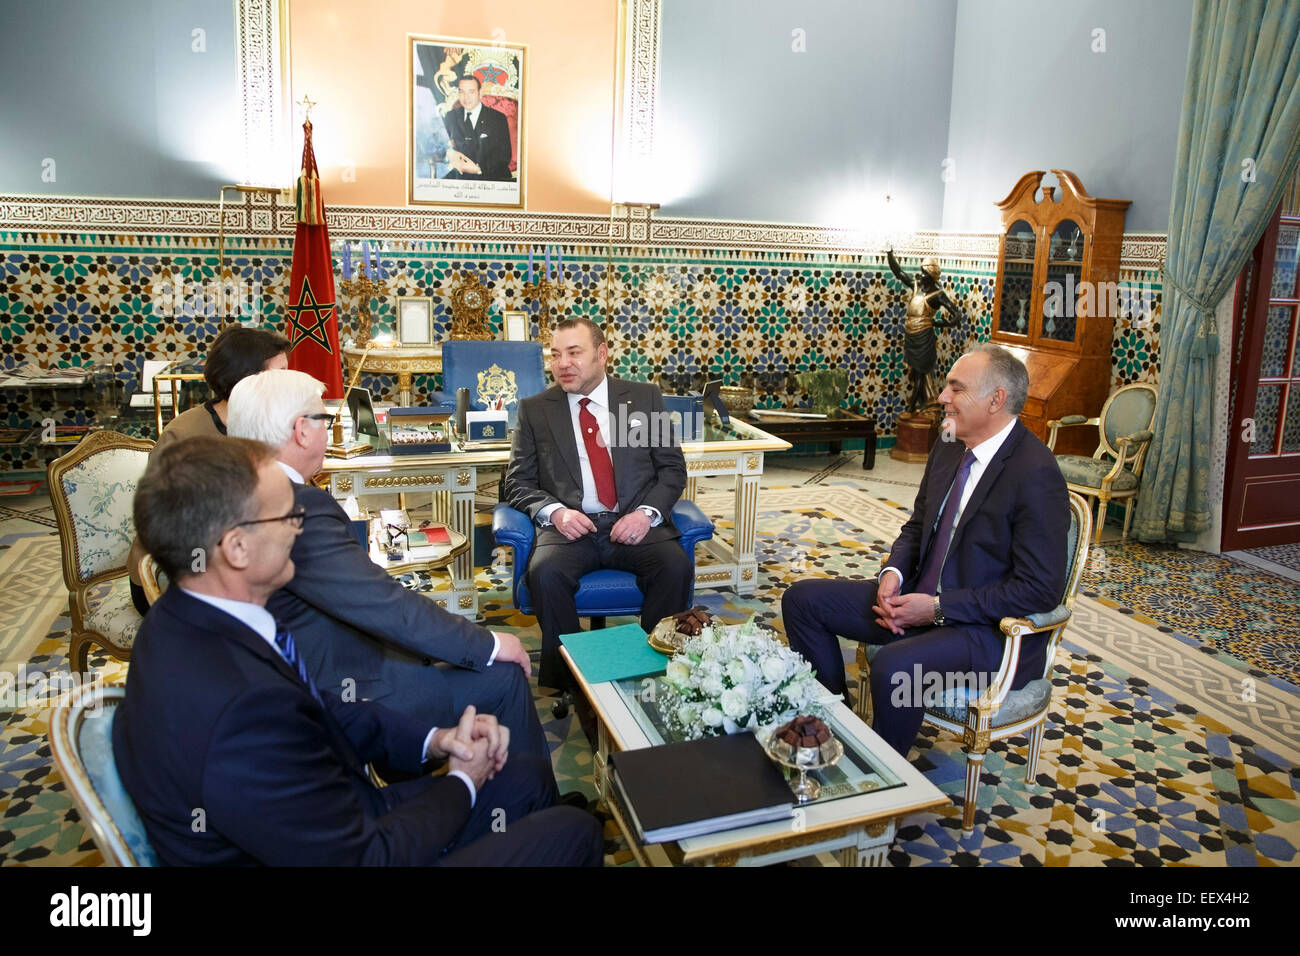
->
[3,487,1298,866]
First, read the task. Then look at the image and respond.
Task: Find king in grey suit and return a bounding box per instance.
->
[503,318,693,690]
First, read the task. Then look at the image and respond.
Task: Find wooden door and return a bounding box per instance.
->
[1222,193,1300,550]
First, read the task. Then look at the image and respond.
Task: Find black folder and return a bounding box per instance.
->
[609,732,794,843]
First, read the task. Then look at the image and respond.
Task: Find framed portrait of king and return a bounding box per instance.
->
[409,35,526,207]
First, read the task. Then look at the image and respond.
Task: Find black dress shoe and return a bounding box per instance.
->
[557,790,596,812]
[551,693,571,719]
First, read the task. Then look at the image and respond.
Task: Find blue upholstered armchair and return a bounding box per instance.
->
[433,340,547,430]
[492,500,715,626]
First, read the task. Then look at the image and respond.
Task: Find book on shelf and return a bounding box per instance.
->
[609,732,794,844]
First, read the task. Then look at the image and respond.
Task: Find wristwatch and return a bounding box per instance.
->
[638,506,657,522]
[933,596,946,627]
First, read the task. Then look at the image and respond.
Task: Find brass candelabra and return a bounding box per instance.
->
[339,273,379,346]
[522,276,556,349]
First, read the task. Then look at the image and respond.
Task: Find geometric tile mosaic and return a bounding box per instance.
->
[2,233,1162,471]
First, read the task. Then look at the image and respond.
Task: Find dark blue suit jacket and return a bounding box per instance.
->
[266,483,495,707]
[890,419,1069,628]
[112,587,473,866]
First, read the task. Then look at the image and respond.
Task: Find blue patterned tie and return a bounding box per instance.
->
[913,449,976,598]
[274,626,324,706]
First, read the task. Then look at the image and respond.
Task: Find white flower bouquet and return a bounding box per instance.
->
[658,617,821,740]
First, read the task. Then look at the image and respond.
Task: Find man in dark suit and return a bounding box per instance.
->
[226,369,550,767]
[441,74,513,182]
[113,434,601,865]
[781,344,1068,756]
[503,317,693,694]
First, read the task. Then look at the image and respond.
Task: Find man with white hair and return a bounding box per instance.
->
[227,369,552,770]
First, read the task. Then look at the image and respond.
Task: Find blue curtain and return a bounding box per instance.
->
[1133,0,1300,543]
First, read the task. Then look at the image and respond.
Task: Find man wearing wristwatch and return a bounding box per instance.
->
[503,317,693,703]
[781,345,1068,757]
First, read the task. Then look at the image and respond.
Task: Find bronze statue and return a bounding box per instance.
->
[886,249,965,414]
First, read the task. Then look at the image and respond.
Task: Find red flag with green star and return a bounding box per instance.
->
[284,117,344,397]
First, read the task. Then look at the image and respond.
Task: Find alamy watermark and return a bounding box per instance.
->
[888,665,992,708]
[1040,274,1157,325]
[150,269,266,320]
[0,666,105,714]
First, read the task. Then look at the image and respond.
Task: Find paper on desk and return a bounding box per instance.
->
[559,623,667,684]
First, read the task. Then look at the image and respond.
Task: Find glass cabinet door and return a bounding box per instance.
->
[997,219,1036,336]
[1043,219,1084,343]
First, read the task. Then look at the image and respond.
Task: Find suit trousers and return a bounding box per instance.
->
[781,578,1045,757]
[386,754,602,866]
[528,513,693,690]
[363,651,552,769]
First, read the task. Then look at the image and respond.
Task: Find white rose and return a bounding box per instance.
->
[676,703,698,726]
[720,686,750,719]
[701,676,725,698]
[761,656,787,683]
[702,706,724,727]
[665,660,691,686]
[726,658,747,684]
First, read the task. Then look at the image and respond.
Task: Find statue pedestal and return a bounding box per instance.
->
[891,411,940,463]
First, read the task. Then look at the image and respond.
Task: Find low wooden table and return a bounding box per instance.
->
[746,410,876,469]
[563,645,947,867]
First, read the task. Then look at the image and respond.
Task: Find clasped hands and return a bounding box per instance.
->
[445,148,482,176]
[871,571,938,635]
[552,507,650,545]
[426,705,508,789]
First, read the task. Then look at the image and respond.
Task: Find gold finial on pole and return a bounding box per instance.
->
[297,94,317,128]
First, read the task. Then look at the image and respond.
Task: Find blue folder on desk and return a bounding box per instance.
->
[559,623,668,684]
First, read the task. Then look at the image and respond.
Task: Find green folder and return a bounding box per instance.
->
[559,623,668,684]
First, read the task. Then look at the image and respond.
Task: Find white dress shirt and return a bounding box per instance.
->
[882,417,1018,592]
[538,377,661,526]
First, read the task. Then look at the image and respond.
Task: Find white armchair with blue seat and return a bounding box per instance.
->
[493,499,715,713]
[48,684,158,866]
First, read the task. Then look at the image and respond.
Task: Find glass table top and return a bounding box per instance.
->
[609,673,905,809]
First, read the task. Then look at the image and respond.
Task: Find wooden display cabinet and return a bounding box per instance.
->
[990,170,1130,456]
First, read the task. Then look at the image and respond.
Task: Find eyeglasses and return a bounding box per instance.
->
[301,413,334,426]
[232,505,307,530]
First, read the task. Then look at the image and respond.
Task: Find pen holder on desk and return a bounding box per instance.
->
[455,387,470,435]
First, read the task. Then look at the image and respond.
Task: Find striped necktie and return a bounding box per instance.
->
[274,626,324,706]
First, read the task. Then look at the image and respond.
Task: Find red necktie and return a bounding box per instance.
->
[578,397,617,510]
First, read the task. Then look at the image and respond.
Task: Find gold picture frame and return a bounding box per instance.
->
[396,296,433,345]
[408,34,527,208]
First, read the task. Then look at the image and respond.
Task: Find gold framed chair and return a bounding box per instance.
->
[47,430,154,672]
[1046,383,1157,543]
[135,553,167,607]
[855,491,1092,834]
[48,683,158,866]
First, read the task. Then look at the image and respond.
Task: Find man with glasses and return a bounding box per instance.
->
[226,370,555,775]
[114,434,601,865]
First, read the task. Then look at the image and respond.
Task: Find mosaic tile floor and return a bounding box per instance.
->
[3,467,1298,866]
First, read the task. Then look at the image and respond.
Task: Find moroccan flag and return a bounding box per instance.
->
[284,118,344,397]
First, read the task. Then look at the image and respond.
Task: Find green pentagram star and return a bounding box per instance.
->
[287,277,335,353]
